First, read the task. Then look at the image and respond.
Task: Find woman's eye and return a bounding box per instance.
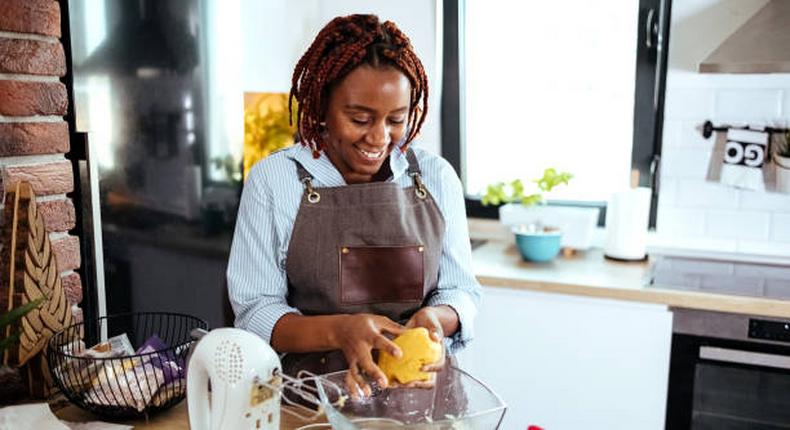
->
[351,118,369,125]
[389,117,406,125]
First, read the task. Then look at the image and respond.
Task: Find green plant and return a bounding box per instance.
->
[481,168,573,206]
[0,298,45,358]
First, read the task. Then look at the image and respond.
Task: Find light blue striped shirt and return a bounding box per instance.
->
[227,143,481,354]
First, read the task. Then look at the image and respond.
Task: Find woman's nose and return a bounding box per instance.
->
[365,121,391,146]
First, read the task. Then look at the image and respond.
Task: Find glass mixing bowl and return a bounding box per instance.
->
[288,365,506,429]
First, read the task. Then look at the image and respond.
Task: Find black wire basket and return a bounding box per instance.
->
[47,312,208,419]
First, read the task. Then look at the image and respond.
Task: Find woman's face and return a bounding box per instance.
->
[324,65,411,184]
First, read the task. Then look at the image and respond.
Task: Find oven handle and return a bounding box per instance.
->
[700,346,790,370]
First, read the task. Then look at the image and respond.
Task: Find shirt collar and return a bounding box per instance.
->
[286,144,410,186]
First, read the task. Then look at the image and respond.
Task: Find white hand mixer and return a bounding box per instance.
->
[186,327,354,430]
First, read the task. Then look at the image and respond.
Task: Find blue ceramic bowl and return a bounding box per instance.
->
[514,229,562,262]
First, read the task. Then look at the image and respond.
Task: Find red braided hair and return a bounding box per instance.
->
[289,14,429,158]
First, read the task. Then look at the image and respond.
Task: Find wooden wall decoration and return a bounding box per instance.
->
[2,181,73,398]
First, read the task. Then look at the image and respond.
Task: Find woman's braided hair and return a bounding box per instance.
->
[289,14,428,157]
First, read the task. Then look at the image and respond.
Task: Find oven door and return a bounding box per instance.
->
[667,333,790,430]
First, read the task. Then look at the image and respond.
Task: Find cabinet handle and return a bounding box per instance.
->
[699,346,790,370]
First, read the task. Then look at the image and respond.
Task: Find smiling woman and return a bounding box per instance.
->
[227,14,482,396]
[323,66,412,184]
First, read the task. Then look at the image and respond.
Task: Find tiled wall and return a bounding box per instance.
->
[655,1,790,259]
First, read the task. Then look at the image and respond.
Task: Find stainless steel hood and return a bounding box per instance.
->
[699,0,790,73]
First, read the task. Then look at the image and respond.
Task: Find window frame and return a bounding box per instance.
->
[441,0,672,228]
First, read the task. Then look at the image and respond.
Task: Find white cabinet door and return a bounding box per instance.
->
[455,287,673,430]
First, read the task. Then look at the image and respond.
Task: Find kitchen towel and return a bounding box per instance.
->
[719,128,768,191]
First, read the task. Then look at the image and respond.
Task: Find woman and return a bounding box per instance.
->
[227,14,480,396]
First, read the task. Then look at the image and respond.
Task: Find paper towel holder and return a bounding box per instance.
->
[603,170,650,262]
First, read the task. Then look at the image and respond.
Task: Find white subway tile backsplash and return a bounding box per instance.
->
[736,240,790,258]
[664,88,714,121]
[676,180,740,209]
[706,210,770,240]
[740,191,790,212]
[772,213,790,242]
[661,149,713,179]
[713,89,782,123]
[661,121,683,149]
[679,120,715,150]
[657,179,678,208]
[656,207,706,236]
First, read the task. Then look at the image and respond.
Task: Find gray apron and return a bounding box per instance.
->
[282,149,446,376]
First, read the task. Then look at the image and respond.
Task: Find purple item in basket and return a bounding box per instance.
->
[136,335,184,384]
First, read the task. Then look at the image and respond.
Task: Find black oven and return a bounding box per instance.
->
[665,309,790,429]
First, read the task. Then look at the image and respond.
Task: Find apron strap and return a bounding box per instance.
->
[405,148,428,199]
[405,148,422,176]
[293,161,321,204]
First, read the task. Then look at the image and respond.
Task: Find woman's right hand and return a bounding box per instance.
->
[332,313,406,398]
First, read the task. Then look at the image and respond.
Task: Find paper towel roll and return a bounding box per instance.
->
[604,187,651,260]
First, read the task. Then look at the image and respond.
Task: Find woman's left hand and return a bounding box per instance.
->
[396,306,448,388]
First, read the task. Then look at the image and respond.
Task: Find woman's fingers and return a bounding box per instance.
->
[373,334,402,359]
[378,317,407,336]
[358,353,388,389]
[347,360,371,399]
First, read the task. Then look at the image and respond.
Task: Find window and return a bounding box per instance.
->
[442,0,671,225]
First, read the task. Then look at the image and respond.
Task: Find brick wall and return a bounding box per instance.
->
[0,0,82,321]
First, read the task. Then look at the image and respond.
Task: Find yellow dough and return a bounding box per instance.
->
[378,328,442,384]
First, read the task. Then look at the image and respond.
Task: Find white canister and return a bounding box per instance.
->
[604,187,652,260]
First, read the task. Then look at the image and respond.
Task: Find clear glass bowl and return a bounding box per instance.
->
[296,365,506,429]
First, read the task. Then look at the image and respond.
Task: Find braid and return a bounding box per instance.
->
[289,14,429,157]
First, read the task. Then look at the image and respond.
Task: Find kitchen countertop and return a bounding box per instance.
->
[54,401,323,429]
[469,219,790,318]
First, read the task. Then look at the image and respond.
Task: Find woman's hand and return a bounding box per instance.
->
[395,306,452,388]
[332,313,405,398]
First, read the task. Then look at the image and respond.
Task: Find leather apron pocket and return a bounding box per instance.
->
[339,245,424,305]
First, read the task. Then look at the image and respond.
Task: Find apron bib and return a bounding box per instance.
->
[282,149,445,376]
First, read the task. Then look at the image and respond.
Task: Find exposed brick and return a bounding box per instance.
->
[61,272,82,305]
[3,161,73,195]
[38,198,75,232]
[0,39,65,76]
[52,234,79,272]
[0,80,67,116]
[0,0,61,37]
[0,122,69,157]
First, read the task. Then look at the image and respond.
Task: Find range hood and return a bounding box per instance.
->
[699,0,790,74]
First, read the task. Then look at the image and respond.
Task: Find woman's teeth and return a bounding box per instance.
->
[356,147,383,160]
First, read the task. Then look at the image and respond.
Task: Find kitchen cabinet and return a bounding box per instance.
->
[455,286,672,430]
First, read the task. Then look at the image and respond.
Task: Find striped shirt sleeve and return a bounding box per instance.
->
[423,156,482,354]
[226,162,301,344]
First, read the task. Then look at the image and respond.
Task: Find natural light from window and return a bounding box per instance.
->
[463,1,640,202]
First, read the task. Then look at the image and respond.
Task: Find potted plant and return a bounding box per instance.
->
[482,168,573,262]
[775,130,790,194]
[0,297,44,404]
